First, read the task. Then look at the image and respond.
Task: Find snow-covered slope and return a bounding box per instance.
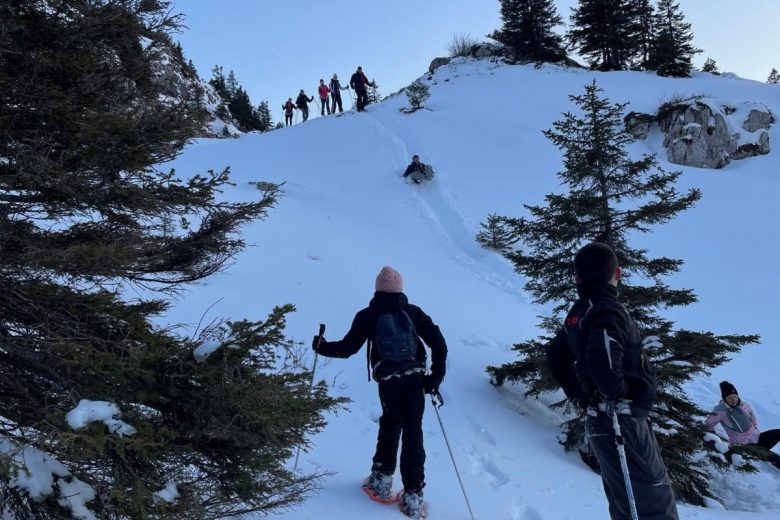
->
[162,59,780,519]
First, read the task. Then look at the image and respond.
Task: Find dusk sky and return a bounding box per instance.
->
[174,1,780,124]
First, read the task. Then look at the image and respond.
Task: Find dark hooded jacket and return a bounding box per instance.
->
[316,292,447,382]
[546,283,656,417]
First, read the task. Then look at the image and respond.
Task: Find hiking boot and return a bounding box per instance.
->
[398,489,424,519]
[364,469,393,502]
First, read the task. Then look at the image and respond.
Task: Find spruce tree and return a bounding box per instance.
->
[483,81,759,504]
[258,101,274,131]
[629,0,656,69]
[405,80,431,111]
[768,67,780,84]
[367,83,382,105]
[0,1,342,518]
[651,0,700,77]
[568,0,637,70]
[702,57,719,74]
[229,86,262,132]
[492,0,566,62]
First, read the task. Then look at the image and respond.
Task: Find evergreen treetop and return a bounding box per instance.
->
[652,0,700,77]
[492,0,567,62]
[568,0,638,71]
[768,68,780,84]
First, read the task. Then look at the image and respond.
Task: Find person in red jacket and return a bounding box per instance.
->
[317,79,331,116]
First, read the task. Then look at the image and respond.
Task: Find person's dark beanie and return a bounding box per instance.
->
[720,381,738,399]
[574,242,619,283]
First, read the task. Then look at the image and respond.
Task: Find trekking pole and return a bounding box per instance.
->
[430,391,475,520]
[611,409,639,520]
[293,324,326,471]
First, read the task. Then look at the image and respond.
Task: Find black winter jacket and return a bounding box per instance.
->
[546,283,656,417]
[403,162,426,177]
[316,292,447,382]
[296,93,313,108]
[349,72,374,92]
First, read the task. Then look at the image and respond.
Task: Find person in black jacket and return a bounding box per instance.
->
[313,266,447,516]
[349,66,376,112]
[546,242,679,520]
[296,89,314,121]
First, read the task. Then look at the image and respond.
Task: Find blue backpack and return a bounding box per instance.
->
[367,310,418,380]
[375,310,417,361]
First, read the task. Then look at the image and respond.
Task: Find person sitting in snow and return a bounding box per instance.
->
[296,89,314,122]
[705,381,780,470]
[402,155,433,184]
[312,266,447,518]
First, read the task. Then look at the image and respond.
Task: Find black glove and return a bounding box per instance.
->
[423,374,442,395]
[312,335,325,352]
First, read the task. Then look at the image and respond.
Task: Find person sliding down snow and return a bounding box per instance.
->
[313,267,447,518]
[402,155,434,184]
[705,381,780,470]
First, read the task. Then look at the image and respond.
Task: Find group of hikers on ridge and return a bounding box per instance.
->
[282,66,377,126]
[311,243,780,520]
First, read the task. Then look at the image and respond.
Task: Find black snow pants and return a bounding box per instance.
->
[586,412,679,520]
[285,113,293,126]
[331,92,343,113]
[300,106,309,121]
[372,372,425,492]
[756,429,780,469]
[356,88,368,111]
[320,97,330,115]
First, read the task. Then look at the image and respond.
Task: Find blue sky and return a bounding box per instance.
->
[174,1,779,124]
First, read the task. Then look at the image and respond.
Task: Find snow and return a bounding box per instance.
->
[0,438,97,519]
[157,58,780,518]
[66,400,137,437]
[153,481,180,504]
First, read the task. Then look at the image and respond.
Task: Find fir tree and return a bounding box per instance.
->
[0,1,343,517]
[483,81,759,504]
[367,82,382,105]
[768,67,780,84]
[229,86,262,132]
[701,57,719,74]
[405,80,431,111]
[258,101,274,131]
[629,0,656,69]
[491,0,566,62]
[568,0,638,71]
[651,0,700,77]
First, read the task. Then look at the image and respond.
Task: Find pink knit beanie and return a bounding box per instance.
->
[375,266,403,293]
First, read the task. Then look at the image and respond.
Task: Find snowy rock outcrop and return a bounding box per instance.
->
[659,100,737,168]
[429,57,451,74]
[655,98,772,169]
[624,112,654,140]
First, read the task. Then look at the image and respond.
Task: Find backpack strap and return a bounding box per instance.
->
[366,338,372,382]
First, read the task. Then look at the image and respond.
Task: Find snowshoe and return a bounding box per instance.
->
[396,489,428,519]
[362,471,394,504]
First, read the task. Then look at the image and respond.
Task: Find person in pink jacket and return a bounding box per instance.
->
[705,381,780,469]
